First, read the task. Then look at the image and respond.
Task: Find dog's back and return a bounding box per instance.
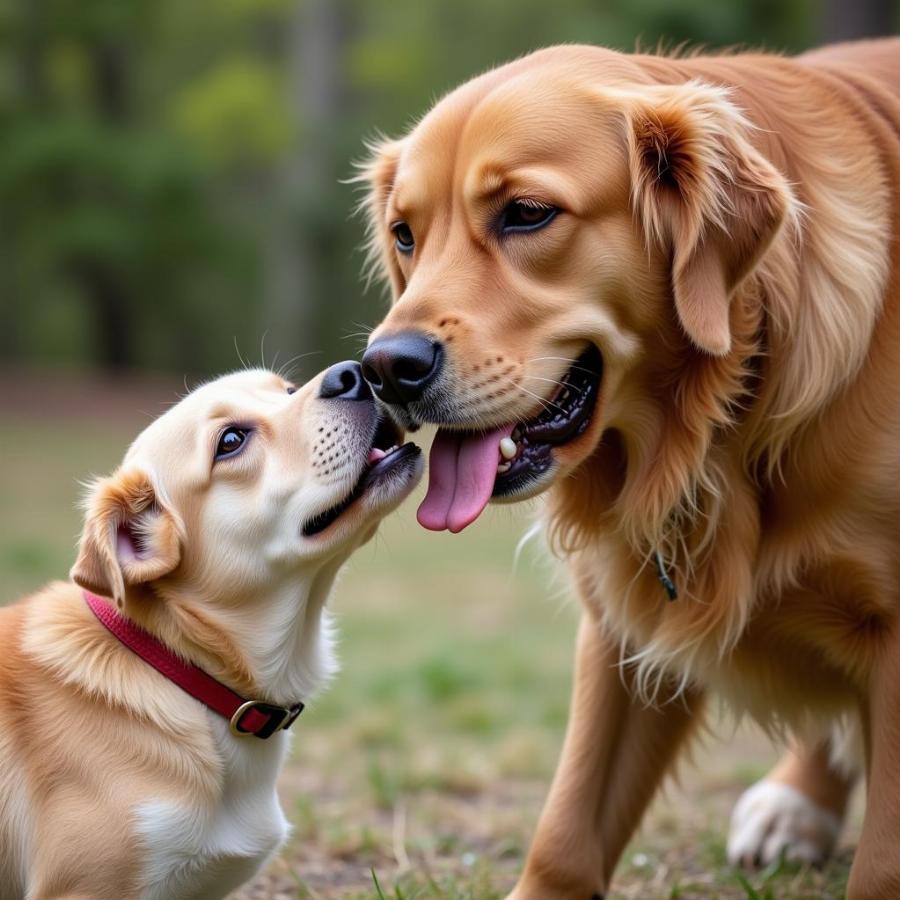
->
[803,36,900,93]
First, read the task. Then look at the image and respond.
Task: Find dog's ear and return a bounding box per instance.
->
[70,468,181,608]
[354,136,405,297]
[625,82,793,355]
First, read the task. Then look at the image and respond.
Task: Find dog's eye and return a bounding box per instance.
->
[391,221,415,254]
[215,427,249,460]
[501,200,558,234]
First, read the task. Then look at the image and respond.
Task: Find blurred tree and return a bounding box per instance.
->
[0,0,250,372]
[266,0,348,363]
[0,0,896,376]
[822,0,895,40]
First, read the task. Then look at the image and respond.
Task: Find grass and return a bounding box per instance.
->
[0,372,858,898]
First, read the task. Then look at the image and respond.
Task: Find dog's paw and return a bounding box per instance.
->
[727,780,842,868]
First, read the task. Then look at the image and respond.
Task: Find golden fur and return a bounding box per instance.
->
[360,39,900,898]
[0,367,421,899]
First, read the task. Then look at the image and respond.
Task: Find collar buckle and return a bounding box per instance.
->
[654,550,678,601]
[229,700,304,739]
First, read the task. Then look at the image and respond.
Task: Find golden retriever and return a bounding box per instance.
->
[0,362,421,899]
[358,38,900,899]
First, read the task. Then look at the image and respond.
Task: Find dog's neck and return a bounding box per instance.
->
[126,554,347,710]
[209,562,342,707]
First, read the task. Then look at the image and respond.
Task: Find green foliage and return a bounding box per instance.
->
[2,0,894,375]
[170,57,291,167]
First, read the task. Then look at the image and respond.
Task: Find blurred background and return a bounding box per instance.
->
[1,0,897,379]
[1,2,895,897]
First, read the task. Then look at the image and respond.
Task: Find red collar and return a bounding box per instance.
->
[84,591,303,739]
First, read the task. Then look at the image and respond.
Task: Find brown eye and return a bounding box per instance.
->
[392,221,415,254]
[215,427,249,460]
[501,200,558,234]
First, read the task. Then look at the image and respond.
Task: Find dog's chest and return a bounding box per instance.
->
[135,725,291,900]
[0,739,29,900]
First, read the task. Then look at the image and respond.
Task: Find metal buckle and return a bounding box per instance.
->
[654,550,678,601]
[229,700,293,738]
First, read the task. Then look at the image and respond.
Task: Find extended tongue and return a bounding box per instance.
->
[417,426,512,532]
[416,430,460,531]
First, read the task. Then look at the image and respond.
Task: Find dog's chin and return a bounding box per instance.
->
[301,426,423,545]
[488,460,559,504]
[489,417,604,504]
[348,444,424,524]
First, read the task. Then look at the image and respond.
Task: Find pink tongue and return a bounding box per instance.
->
[417,426,512,533]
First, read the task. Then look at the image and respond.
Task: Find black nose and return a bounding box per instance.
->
[361,332,443,405]
[318,360,372,401]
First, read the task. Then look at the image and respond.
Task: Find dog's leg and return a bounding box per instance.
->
[847,645,900,900]
[508,611,702,900]
[727,737,855,867]
[31,896,95,900]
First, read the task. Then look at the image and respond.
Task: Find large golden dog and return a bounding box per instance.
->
[358,38,900,899]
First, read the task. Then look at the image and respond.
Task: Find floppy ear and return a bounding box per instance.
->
[70,468,182,608]
[354,136,404,297]
[626,83,793,355]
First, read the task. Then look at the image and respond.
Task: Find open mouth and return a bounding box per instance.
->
[417,344,602,532]
[302,416,420,537]
[493,343,602,495]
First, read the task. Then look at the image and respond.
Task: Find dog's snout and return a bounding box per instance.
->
[361,333,443,405]
[318,360,372,401]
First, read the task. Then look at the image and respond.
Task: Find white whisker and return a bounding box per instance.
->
[275,350,324,380]
[522,374,586,396]
[233,336,251,372]
[511,382,566,415]
[527,356,596,377]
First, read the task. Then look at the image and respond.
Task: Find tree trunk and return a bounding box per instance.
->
[74,261,132,370]
[265,0,346,369]
[82,36,134,369]
[2,0,49,362]
[821,0,895,41]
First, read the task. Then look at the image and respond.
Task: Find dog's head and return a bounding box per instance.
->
[71,365,422,608]
[358,48,793,536]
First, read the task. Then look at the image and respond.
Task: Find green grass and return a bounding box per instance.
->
[0,421,137,602]
[0,376,857,898]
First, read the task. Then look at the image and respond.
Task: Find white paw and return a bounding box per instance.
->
[727,780,842,868]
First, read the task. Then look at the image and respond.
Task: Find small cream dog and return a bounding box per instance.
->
[0,361,421,900]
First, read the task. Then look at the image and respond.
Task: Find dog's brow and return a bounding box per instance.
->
[475,168,505,196]
[390,177,430,221]
[207,404,235,422]
[462,170,507,209]
[467,166,564,210]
